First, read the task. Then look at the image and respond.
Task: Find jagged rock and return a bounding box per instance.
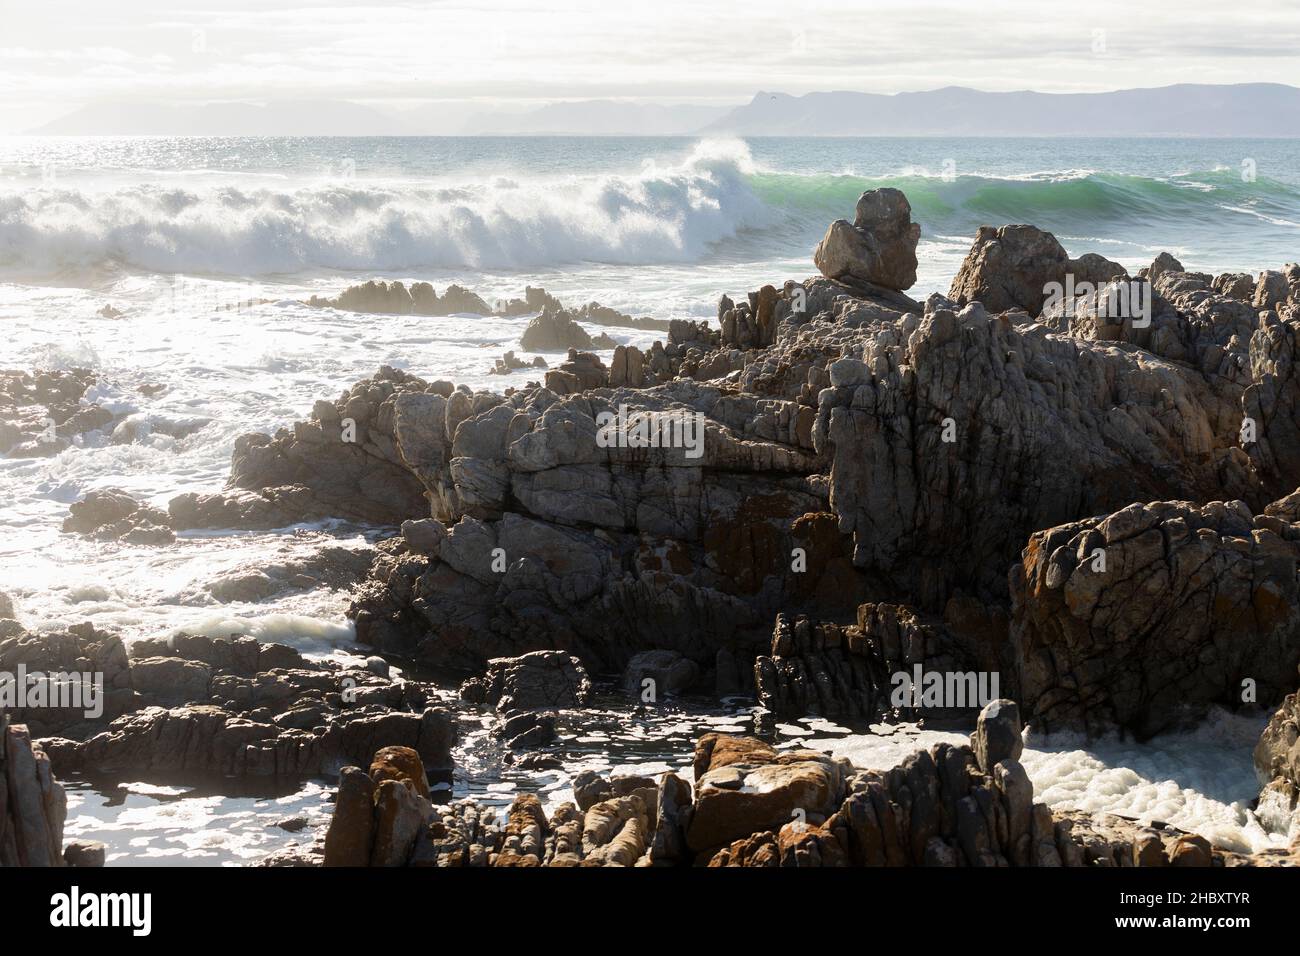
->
[520,306,615,352]
[0,623,135,736]
[0,714,68,867]
[544,349,610,394]
[370,778,432,866]
[815,295,1262,611]
[458,651,591,711]
[1069,252,1128,286]
[24,631,457,782]
[1,368,108,456]
[307,280,491,316]
[1214,272,1257,301]
[813,188,920,292]
[204,545,374,602]
[755,603,993,721]
[433,284,492,315]
[573,301,671,332]
[337,731,1279,868]
[1243,314,1300,497]
[307,279,416,314]
[608,345,647,388]
[498,286,563,316]
[648,772,692,864]
[1146,252,1185,282]
[686,736,848,854]
[369,745,430,799]
[61,489,175,544]
[349,377,826,672]
[948,224,1071,315]
[193,366,436,526]
[496,710,556,749]
[59,703,455,780]
[972,700,1024,774]
[1254,692,1300,842]
[1011,497,1300,737]
[323,766,376,866]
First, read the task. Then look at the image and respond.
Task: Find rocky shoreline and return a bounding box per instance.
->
[4,185,1299,866]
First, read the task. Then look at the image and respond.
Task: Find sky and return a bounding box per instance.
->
[2,0,1299,133]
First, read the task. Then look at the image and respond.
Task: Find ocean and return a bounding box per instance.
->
[2,135,1297,863]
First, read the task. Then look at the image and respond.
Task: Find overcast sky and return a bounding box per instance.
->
[2,0,1299,132]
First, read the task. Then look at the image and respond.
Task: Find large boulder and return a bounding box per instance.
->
[813,188,920,292]
[1011,497,1300,738]
[948,224,1071,315]
[685,734,848,854]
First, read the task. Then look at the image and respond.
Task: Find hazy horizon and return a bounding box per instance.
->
[3,0,1300,134]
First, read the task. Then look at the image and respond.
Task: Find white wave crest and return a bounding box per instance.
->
[0,139,769,276]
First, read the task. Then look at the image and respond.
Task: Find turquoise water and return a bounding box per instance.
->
[0,136,1296,294]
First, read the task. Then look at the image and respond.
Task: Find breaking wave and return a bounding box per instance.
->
[1,139,1296,276]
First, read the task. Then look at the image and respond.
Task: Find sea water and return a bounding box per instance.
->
[2,135,1297,863]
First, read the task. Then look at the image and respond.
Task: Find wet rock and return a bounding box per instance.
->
[62,839,106,867]
[520,306,615,352]
[62,489,175,545]
[497,710,556,749]
[972,700,1023,774]
[0,623,135,736]
[1253,692,1300,842]
[458,651,591,711]
[1168,834,1213,867]
[307,279,416,315]
[581,795,649,866]
[620,649,699,698]
[204,546,374,603]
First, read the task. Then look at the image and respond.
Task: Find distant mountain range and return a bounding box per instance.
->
[702,84,1300,137]
[31,84,1300,136]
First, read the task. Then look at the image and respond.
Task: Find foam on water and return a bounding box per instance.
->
[808,708,1287,854]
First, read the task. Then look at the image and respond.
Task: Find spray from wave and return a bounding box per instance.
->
[1,139,1296,277]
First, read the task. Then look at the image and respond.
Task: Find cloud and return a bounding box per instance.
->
[1,0,1298,123]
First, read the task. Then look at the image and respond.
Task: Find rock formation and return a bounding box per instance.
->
[2,625,455,782]
[313,703,1295,867]
[813,187,920,292]
[519,306,617,352]
[1254,693,1299,845]
[1,710,104,867]
[1010,496,1300,738]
